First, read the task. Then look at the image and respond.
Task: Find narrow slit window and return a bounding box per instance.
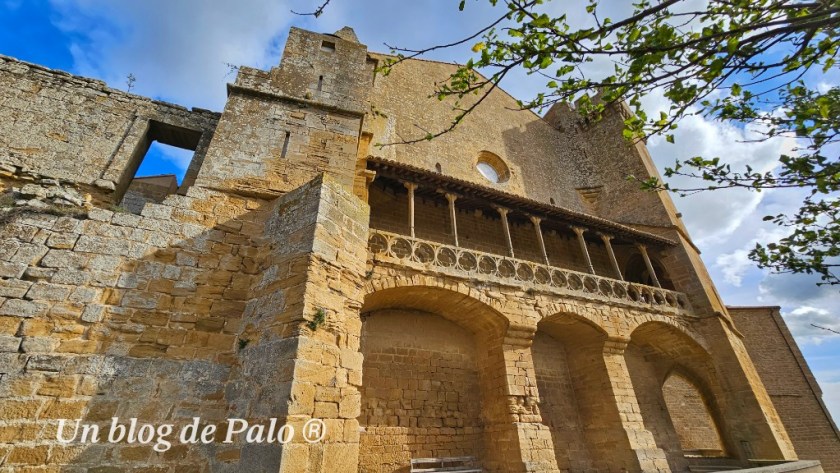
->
[317,75,324,92]
[281,131,291,159]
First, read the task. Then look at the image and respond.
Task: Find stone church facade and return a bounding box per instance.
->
[0,25,838,473]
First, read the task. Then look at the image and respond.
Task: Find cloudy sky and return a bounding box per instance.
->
[2,0,838,422]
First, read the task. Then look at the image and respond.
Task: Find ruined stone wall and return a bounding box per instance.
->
[194,84,363,198]
[0,181,267,471]
[194,28,371,199]
[0,169,370,472]
[358,309,485,472]
[730,307,840,472]
[0,55,218,200]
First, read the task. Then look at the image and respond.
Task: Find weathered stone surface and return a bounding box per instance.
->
[0,299,40,317]
[0,24,829,473]
[0,334,21,352]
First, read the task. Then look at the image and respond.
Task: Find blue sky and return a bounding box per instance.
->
[2,0,838,424]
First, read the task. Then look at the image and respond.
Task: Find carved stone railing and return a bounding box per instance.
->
[368,229,692,314]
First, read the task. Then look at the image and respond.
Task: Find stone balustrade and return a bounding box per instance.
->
[368,229,693,314]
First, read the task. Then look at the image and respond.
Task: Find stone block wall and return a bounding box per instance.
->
[662,372,726,454]
[730,307,840,472]
[531,332,594,472]
[0,178,267,471]
[0,55,218,200]
[194,27,371,199]
[0,169,370,472]
[358,309,484,472]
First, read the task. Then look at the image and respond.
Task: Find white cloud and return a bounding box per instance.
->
[48,0,299,110]
[646,105,796,246]
[158,145,194,172]
[782,306,840,344]
[716,249,752,287]
[712,222,788,288]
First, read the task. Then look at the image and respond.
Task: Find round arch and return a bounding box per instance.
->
[625,321,735,469]
[537,310,609,345]
[362,284,509,338]
[627,318,711,356]
[358,282,514,472]
[536,301,613,339]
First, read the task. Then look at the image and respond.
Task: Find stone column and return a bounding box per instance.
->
[637,244,661,288]
[530,216,550,266]
[572,227,595,274]
[600,234,623,280]
[445,192,460,247]
[477,326,561,473]
[497,207,515,258]
[565,336,671,472]
[601,338,671,472]
[403,181,417,238]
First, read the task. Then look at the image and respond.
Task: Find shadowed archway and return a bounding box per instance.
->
[533,312,640,472]
[357,286,509,473]
[625,321,735,472]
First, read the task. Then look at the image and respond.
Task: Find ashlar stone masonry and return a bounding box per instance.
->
[0,25,837,473]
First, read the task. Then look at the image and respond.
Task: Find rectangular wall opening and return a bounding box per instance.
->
[117,120,202,214]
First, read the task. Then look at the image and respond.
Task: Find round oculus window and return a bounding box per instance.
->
[475,151,510,184]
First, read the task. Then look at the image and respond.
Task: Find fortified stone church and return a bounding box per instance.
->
[0,25,838,473]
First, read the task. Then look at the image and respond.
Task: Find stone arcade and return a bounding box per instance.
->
[0,26,838,472]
